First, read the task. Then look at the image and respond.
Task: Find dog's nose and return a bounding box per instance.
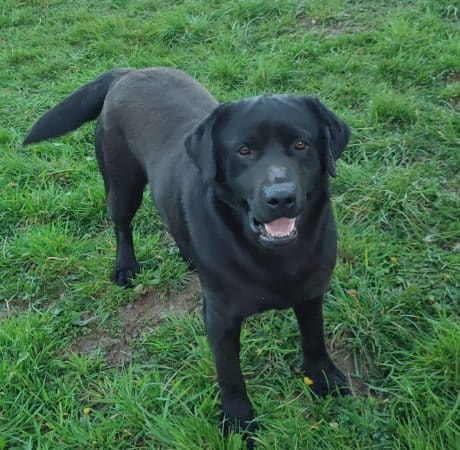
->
[264,182,297,210]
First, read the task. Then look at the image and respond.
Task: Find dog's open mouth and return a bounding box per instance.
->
[251,215,298,243]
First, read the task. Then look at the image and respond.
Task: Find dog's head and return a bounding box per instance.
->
[185,95,350,247]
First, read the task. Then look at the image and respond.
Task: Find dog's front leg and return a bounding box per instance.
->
[204,300,257,436]
[294,296,349,396]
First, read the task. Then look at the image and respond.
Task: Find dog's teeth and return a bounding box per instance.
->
[263,217,296,238]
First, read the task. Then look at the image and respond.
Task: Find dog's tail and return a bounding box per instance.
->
[23,69,131,145]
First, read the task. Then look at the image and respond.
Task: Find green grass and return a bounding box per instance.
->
[1,0,459,448]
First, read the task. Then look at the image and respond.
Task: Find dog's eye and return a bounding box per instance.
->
[238,145,251,156]
[294,140,309,151]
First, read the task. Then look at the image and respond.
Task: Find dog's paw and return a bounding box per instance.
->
[222,411,259,448]
[304,363,349,397]
[111,263,140,287]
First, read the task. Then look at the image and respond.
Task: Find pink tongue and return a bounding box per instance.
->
[263,217,296,237]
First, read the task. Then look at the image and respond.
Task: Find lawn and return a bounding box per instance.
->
[0,0,459,448]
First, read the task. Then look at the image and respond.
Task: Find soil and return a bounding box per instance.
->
[71,275,202,366]
[330,345,369,396]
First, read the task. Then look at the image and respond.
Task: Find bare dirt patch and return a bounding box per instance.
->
[0,301,30,321]
[446,70,460,83]
[0,308,16,321]
[331,345,368,396]
[118,275,201,338]
[70,275,201,366]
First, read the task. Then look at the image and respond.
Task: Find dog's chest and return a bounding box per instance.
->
[252,264,332,309]
[202,257,334,316]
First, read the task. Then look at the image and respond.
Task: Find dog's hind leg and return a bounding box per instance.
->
[95,125,147,286]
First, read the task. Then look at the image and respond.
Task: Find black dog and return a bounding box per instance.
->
[24,68,350,437]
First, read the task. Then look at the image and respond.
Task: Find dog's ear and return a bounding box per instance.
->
[184,108,219,185]
[305,97,350,177]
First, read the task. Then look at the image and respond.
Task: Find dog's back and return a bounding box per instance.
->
[99,68,217,168]
[24,68,217,149]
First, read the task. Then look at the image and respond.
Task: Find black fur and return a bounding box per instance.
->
[23,69,131,145]
[24,68,351,442]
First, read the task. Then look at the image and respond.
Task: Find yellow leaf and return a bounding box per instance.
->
[347,289,358,299]
[83,407,92,416]
[390,256,398,264]
[303,376,314,386]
